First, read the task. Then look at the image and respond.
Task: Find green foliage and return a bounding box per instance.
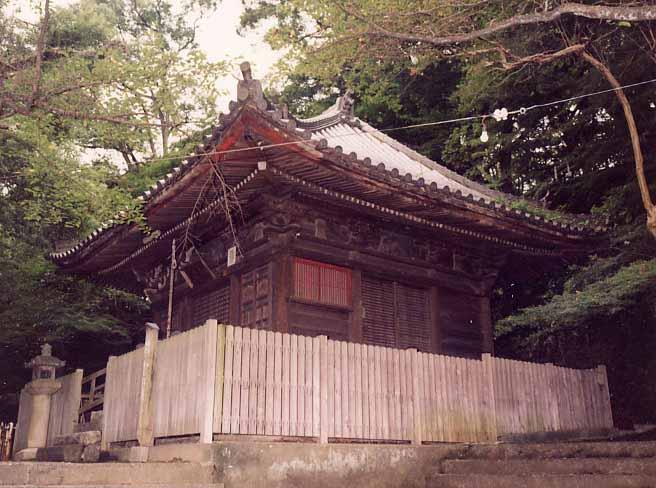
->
[0,0,229,421]
[496,258,656,337]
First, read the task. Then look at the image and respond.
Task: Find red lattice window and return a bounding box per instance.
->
[293,258,352,308]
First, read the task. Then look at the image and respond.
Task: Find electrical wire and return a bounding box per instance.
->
[128,77,656,165]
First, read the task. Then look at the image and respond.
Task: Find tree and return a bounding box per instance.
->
[0,0,227,421]
[1,0,227,166]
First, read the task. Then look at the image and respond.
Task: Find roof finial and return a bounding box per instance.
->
[337,89,355,116]
[237,61,267,110]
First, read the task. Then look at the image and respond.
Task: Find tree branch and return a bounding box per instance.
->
[578,50,656,238]
[30,0,50,107]
[359,2,656,47]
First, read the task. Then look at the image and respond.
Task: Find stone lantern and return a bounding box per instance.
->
[14,344,65,460]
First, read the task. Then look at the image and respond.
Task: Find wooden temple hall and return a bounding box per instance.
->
[51,62,603,359]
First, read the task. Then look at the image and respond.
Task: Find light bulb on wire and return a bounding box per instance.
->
[480,118,489,143]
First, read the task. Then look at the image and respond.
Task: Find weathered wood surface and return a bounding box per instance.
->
[79,368,106,418]
[152,323,215,438]
[0,422,14,461]
[12,388,33,455]
[102,348,144,443]
[47,369,83,446]
[102,323,613,445]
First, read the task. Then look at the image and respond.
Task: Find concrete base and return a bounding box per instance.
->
[6,440,656,488]
[0,461,219,486]
[128,446,150,463]
[122,440,656,488]
[213,442,441,488]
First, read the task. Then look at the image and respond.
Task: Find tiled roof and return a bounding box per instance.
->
[305,117,498,203]
[50,93,605,265]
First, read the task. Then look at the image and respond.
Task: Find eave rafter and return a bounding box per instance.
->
[51,89,604,275]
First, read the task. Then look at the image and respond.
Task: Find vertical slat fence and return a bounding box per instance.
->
[102,347,144,444]
[151,323,217,438]
[47,369,83,446]
[101,322,613,447]
[12,388,34,455]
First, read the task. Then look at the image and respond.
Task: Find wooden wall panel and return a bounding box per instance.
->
[396,284,430,352]
[289,302,349,340]
[438,288,484,357]
[241,264,272,329]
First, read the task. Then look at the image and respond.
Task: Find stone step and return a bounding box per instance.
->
[441,457,656,475]
[427,474,656,488]
[53,431,102,447]
[2,485,222,488]
[460,440,656,460]
[0,462,217,486]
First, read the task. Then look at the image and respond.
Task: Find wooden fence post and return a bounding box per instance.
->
[409,348,422,445]
[482,354,498,443]
[100,356,115,452]
[595,365,613,429]
[137,323,159,447]
[319,335,329,444]
[201,320,219,444]
[212,323,227,436]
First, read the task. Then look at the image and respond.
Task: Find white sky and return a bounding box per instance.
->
[11,0,283,110]
[195,0,283,108]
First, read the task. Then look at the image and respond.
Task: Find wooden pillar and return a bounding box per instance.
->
[229,274,241,326]
[350,269,363,343]
[430,286,442,354]
[137,323,159,447]
[479,296,494,355]
[273,254,290,333]
[100,356,115,452]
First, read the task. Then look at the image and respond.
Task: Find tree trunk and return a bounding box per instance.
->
[579,50,656,239]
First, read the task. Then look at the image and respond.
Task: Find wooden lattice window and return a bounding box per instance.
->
[292,258,352,308]
[241,264,272,329]
[192,284,230,327]
[362,275,430,351]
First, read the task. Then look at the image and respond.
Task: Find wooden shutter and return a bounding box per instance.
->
[362,275,396,348]
[396,284,430,351]
[362,275,430,351]
[293,258,352,307]
[241,264,272,329]
[192,284,230,327]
